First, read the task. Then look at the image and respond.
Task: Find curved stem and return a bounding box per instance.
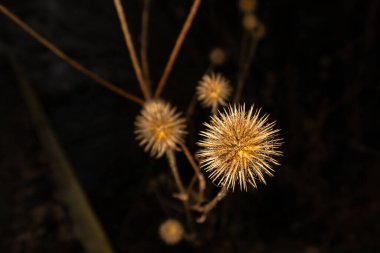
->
[196,186,228,223]
[0,5,144,105]
[113,0,151,100]
[154,0,202,98]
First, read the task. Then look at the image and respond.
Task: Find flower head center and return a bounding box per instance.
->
[209,83,221,98]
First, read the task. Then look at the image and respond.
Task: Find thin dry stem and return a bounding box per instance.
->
[179,142,205,206]
[0,5,144,105]
[113,0,151,100]
[196,186,228,223]
[154,0,202,98]
[141,0,151,90]
[234,36,259,102]
[166,150,195,235]
[166,150,188,201]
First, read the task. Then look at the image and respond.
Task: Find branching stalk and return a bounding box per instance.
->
[179,142,205,206]
[166,150,188,201]
[196,186,228,223]
[154,0,202,98]
[0,5,144,105]
[113,0,151,100]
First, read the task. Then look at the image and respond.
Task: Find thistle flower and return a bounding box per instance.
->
[159,219,184,245]
[135,100,186,158]
[196,73,232,112]
[197,104,282,191]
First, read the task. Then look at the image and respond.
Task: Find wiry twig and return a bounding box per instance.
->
[113,0,151,100]
[234,36,259,102]
[154,0,202,98]
[196,187,228,223]
[141,0,151,90]
[0,5,144,105]
[166,150,188,201]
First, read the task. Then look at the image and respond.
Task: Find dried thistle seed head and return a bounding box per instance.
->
[239,0,257,13]
[242,13,258,31]
[134,100,186,158]
[196,73,232,111]
[209,47,226,66]
[159,219,184,245]
[197,104,282,191]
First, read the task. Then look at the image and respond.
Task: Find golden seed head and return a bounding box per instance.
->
[134,100,186,158]
[196,73,232,111]
[242,13,258,31]
[159,219,184,245]
[209,47,226,65]
[197,104,282,191]
[239,0,257,13]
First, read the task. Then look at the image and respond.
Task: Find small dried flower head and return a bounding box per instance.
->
[198,104,282,191]
[239,0,257,13]
[242,13,258,31]
[209,47,226,65]
[159,219,184,245]
[196,73,232,111]
[135,100,186,158]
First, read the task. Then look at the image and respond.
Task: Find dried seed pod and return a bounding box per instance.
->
[135,100,186,158]
[159,219,184,245]
[196,72,232,112]
[198,104,282,191]
[209,47,226,66]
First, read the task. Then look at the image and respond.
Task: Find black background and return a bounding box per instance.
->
[0,0,379,252]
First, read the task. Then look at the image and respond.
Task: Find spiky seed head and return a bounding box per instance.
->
[159,219,184,245]
[134,100,186,158]
[242,13,258,31]
[197,104,282,191]
[209,47,226,65]
[239,0,257,13]
[196,73,232,111]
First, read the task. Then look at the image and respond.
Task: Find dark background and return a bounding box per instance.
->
[0,0,379,252]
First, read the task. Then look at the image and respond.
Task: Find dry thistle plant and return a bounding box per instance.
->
[0,0,281,246]
[198,105,282,191]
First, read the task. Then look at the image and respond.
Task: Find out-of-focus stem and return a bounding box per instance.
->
[154,0,202,98]
[141,0,151,90]
[113,0,151,100]
[196,186,228,223]
[234,35,259,102]
[10,58,114,253]
[0,5,144,105]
